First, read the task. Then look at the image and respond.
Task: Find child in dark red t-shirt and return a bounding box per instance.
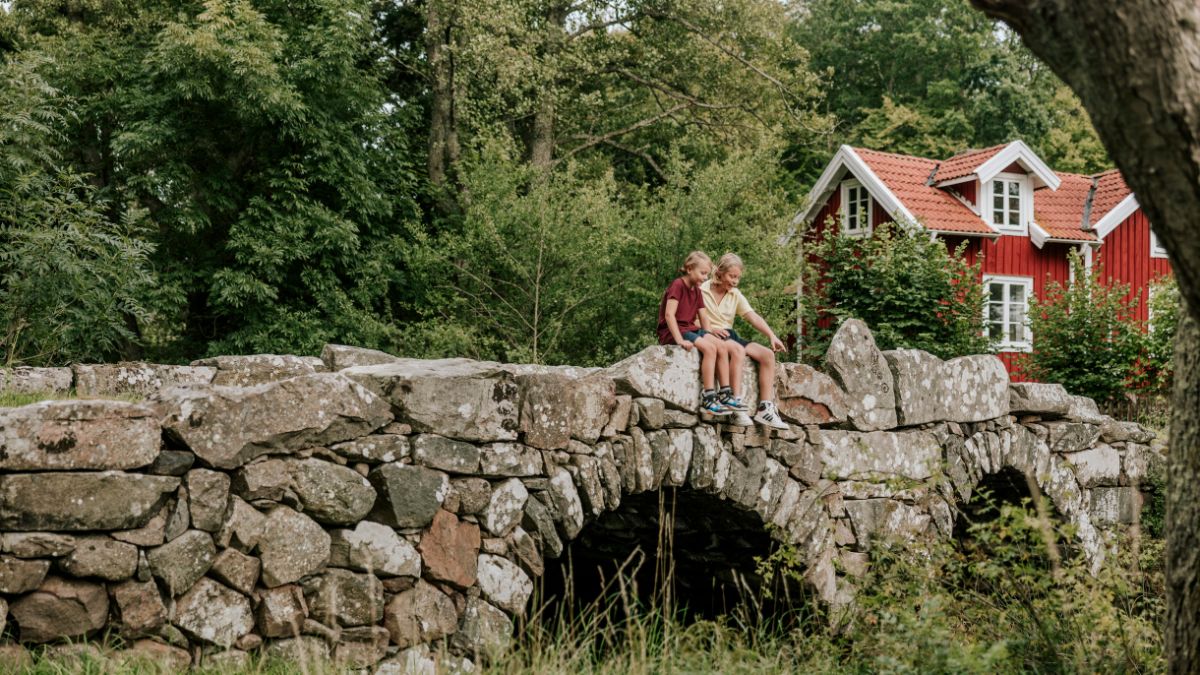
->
[656,251,735,416]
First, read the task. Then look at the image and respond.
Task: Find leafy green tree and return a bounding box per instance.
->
[802,221,988,361]
[1022,255,1142,402]
[1139,273,1180,394]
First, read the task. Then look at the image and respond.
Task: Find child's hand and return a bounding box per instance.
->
[711,328,729,339]
[770,336,786,352]
[681,340,694,351]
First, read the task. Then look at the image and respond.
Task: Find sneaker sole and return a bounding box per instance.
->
[753,415,789,430]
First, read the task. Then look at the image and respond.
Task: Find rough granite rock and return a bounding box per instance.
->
[418,509,481,588]
[476,553,533,615]
[147,530,216,597]
[1090,486,1141,526]
[9,576,108,643]
[546,464,585,539]
[842,499,932,548]
[384,580,459,649]
[478,443,544,476]
[72,363,215,397]
[1066,443,1123,488]
[157,373,392,470]
[216,497,267,552]
[773,363,850,425]
[329,521,421,578]
[173,578,254,648]
[0,532,75,558]
[330,435,410,464]
[186,469,231,532]
[287,458,377,524]
[303,568,384,627]
[883,349,1009,425]
[0,556,50,593]
[824,319,898,431]
[0,366,73,394]
[257,585,309,638]
[320,344,401,371]
[257,507,331,587]
[334,625,391,668]
[413,434,482,473]
[817,430,942,481]
[452,597,513,660]
[60,536,138,581]
[210,548,261,595]
[368,464,449,528]
[110,579,167,635]
[0,472,179,531]
[606,346,701,411]
[0,400,161,471]
[483,478,528,537]
[343,359,519,442]
[190,354,325,387]
[450,478,493,516]
[1009,382,1073,416]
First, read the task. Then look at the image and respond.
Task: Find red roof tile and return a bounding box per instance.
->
[1089,169,1133,226]
[1033,173,1098,241]
[931,144,1009,183]
[852,147,995,235]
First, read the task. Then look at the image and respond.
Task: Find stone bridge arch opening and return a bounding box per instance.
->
[535,487,815,630]
[953,466,1073,567]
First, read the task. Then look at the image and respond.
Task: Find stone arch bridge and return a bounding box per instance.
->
[0,319,1155,670]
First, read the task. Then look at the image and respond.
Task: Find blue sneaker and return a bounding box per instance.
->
[700,397,731,416]
[720,394,750,411]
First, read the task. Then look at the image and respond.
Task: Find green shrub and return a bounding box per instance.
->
[800,220,988,362]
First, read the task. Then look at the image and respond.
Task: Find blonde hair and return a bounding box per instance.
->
[678,250,712,274]
[714,252,744,279]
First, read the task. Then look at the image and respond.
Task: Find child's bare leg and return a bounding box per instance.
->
[729,341,746,397]
[694,336,718,391]
[745,342,776,401]
[713,338,731,388]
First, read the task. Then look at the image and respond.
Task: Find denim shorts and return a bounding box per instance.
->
[721,329,750,347]
[681,329,709,343]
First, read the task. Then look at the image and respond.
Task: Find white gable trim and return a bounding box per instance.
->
[793,145,918,228]
[1092,194,1140,240]
[1030,221,1049,249]
[974,140,1061,191]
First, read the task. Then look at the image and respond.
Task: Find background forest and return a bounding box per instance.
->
[0,0,1112,368]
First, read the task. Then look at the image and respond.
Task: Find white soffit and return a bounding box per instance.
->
[1092,194,1141,240]
[975,140,1062,191]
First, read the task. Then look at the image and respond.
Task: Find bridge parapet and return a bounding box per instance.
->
[0,319,1157,669]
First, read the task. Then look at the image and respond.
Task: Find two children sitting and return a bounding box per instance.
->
[655,251,789,430]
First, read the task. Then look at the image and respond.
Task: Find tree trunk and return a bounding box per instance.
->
[528,4,568,171]
[967,2,1200,671]
[426,0,454,188]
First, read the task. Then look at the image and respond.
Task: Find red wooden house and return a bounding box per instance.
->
[795,140,1173,376]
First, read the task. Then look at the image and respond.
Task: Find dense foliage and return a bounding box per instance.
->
[800,221,988,361]
[0,0,1109,367]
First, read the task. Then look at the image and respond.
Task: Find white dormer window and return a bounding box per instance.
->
[989,172,1031,234]
[840,179,872,237]
[1151,231,1169,258]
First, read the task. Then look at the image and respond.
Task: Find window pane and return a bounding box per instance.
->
[1008,181,1020,196]
[1011,285,1025,303]
[988,322,1004,339]
[1008,322,1022,343]
[1009,196,1020,211]
[1009,210,1019,226]
[994,196,1004,210]
[989,284,1004,302]
[1008,303,1025,326]
[848,202,857,216]
[994,181,1004,195]
[988,303,1004,323]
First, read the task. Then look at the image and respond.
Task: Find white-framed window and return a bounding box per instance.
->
[840,179,872,237]
[1150,231,1168,258]
[984,275,1033,351]
[987,173,1031,234]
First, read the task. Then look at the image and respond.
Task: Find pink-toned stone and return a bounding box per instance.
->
[110,579,167,635]
[417,510,481,589]
[384,580,459,648]
[257,585,308,638]
[9,576,108,643]
[774,362,849,425]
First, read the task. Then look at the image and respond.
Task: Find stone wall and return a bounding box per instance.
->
[0,320,1157,670]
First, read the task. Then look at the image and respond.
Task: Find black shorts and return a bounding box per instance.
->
[721,329,750,347]
[681,329,709,342]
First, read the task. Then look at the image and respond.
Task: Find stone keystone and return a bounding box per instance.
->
[0,399,162,471]
[157,372,392,470]
[605,346,700,411]
[824,319,898,431]
[0,472,179,532]
[344,358,520,442]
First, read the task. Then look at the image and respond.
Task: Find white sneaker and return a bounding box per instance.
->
[730,410,754,427]
[753,401,789,430]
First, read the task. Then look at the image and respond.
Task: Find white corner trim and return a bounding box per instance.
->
[792,145,918,228]
[975,140,1061,191]
[1092,194,1140,240]
[1029,221,1049,249]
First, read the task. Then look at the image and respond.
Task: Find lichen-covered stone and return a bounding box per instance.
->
[329,521,421,577]
[0,472,179,531]
[186,469,231,532]
[157,373,391,469]
[257,585,308,638]
[173,578,254,648]
[190,354,325,387]
[330,435,410,464]
[883,349,1008,425]
[0,556,50,593]
[0,532,75,558]
[1066,443,1122,488]
[303,568,384,627]
[452,598,513,661]
[384,580,459,649]
[320,344,401,371]
[147,530,215,596]
[546,464,585,539]
[484,478,528,537]
[288,458,377,524]
[1009,382,1073,416]
[476,553,533,615]
[606,347,700,411]
[60,536,138,581]
[0,366,72,395]
[824,319,898,431]
[817,430,941,481]
[368,464,449,528]
[344,358,519,442]
[9,576,108,643]
[0,400,161,471]
[72,363,215,397]
[110,580,167,635]
[257,507,331,587]
[413,434,482,473]
[209,549,261,595]
[774,363,850,425]
[479,443,543,476]
[216,497,266,551]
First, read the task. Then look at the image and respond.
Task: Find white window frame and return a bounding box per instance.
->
[1150,231,1169,258]
[986,172,1032,235]
[984,275,1034,352]
[840,179,873,238]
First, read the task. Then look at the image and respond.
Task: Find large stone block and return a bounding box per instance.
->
[186,469,231,532]
[174,578,254,648]
[773,363,849,425]
[110,580,167,635]
[288,458,377,525]
[329,521,421,578]
[418,509,480,588]
[1090,487,1141,526]
[258,507,331,587]
[0,400,160,471]
[0,472,179,531]
[1009,382,1072,416]
[190,354,325,387]
[60,536,138,581]
[344,358,519,442]
[843,499,932,547]
[9,576,108,643]
[303,568,384,627]
[451,598,512,661]
[73,363,215,397]
[413,434,481,473]
[883,350,1008,425]
[817,430,942,481]
[605,346,701,411]
[320,344,401,371]
[147,530,216,597]
[479,443,544,477]
[368,464,449,528]
[824,319,898,431]
[0,366,72,394]
[0,556,50,593]
[158,373,391,469]
[1066,443,1122,488]
[384,580,458,649]
[477,553,533,615]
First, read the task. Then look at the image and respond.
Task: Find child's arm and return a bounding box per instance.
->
[745,311,786,352]
[665,299,693,350]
